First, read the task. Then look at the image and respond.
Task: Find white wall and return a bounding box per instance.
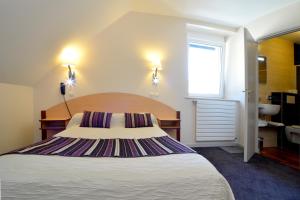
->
[34,12,236,147]
[0,83,34,154]
[247,2,300,40]
[224,28,246,146]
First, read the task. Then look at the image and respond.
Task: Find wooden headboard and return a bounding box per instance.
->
[44,92,177,119]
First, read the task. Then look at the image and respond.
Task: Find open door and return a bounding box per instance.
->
[244,28,258,162]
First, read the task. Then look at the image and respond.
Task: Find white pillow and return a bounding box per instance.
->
[110,113,125,127]
[150,114,159,126]
[66,113,83,129]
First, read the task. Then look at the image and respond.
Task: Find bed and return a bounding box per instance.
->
[0,93,234,200]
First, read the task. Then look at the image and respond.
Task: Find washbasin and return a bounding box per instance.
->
[258,103,280,115]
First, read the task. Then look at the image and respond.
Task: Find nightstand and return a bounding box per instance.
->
[157,111,181,141]
[40,112,70,140]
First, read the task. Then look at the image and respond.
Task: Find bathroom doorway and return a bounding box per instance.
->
[257,31,300,170]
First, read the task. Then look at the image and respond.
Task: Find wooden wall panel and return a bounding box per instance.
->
[258,38,296,103]
[46,92,177,119]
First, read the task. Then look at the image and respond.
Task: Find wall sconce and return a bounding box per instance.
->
[152,61,162,85]
[60,46,80,86]
[59,64,75,98]
[65,64,76,86]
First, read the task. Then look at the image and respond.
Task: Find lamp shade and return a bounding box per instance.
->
[60,46,80,67]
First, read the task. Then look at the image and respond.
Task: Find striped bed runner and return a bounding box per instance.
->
[12,136,195,158]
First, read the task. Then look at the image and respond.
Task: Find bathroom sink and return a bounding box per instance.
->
[258,103,280,115]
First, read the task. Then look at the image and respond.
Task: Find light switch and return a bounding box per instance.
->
[287,95,295,104]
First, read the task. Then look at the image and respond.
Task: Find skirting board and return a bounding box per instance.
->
[187,141,239,148]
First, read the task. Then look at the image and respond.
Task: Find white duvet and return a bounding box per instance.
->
[0,124,234,200]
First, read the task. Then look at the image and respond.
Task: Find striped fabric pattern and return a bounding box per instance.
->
[80,111,112,128]
[13,136,195,158]
[125,113,153,128]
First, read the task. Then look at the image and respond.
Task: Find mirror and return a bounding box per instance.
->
[258,56,267,84]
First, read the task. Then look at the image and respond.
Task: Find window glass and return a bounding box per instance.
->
[188,43,223,97]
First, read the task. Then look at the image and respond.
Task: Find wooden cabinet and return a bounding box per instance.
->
[271,92,300,125]
[158,111,181,141]
[40,110,70,140]
[40,118,70,140]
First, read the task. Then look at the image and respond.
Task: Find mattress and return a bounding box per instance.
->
[0,125,234,200]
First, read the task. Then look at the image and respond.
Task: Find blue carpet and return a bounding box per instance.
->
[193,147,300,200]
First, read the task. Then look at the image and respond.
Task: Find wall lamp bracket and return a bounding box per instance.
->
[152,67,159,85]
[65,64,76,86]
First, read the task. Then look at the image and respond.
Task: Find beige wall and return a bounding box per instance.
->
[33,12,237,147]
[258,37,296,103]
[224,28,245,146]
[0,83,34,154]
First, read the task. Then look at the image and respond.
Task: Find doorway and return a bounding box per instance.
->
[257,31,300,170]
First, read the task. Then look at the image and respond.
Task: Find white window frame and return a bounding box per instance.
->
[187,33,226,99]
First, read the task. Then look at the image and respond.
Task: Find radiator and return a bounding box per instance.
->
[196,99,238,141]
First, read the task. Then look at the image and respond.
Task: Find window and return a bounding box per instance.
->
[188,42,224,98]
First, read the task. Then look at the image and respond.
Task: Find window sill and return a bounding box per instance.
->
[185,96,239,102]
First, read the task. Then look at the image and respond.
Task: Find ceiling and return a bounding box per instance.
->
[132,0,299,26]
[0,0,299,86]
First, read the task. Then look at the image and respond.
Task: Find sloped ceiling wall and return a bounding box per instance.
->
[131,0,299,27]
[1,0,299,86]
[0,0,133,86]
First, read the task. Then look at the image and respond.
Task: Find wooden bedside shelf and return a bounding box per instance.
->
[39,126,67,130]
[40,111,70,140]
[158,111,181,141]
[160,126,180,129]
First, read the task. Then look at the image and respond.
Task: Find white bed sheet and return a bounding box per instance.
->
[0,126,234,200]
[56,124,168,139]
